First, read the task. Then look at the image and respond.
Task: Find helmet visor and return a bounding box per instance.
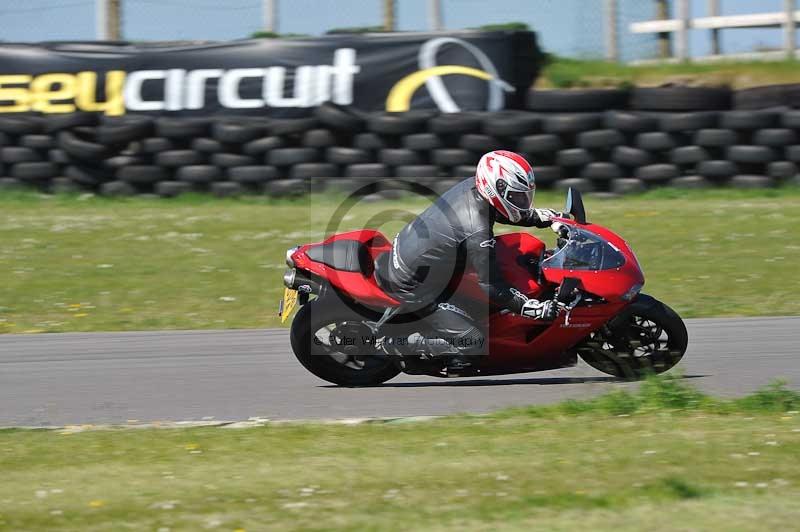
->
[505,188,533,210]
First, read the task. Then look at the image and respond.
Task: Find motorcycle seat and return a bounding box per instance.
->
[305,239,371,275]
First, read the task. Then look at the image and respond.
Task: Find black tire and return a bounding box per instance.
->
[100,180,136,197]
[345,163,390,179]
[65,164,109,186]
[526,88,629,112]
[211,153,258,168]
[581,162,621,181]
[693,128,737,147]
[517,133,563,155]
[303,129,338,148]
[242,136,285,156]
[577,129,624,150]
[576,294,688,379]
[726,145,778,164]
[658,112,718,132]
[432,148,474,167]
[429,112,483,135]
[156,118,211,139]
[314,102,365,132]
[265,178,311,197]
[44,113,97,133]
[210,181,244,198]
[635,163,679,183]
[367,112,429,135]
[482,111,541,137]
[155,180,191,198]
[636,132,677,152]
[767,161,798,180]
[753,129,798,147]
[156,150,205,167]
[227,165,279,184]
[0,116,42,135]
[670,146,710,166]
[631,86,731,111]
[611,146,652,168]
[326,146,373,165]
[733,84,800,110]
[379,148,422,166]
[787,146,800,163]
[290,163,339,179]
[460,133,502,152]
[533,165,563,186]
[267,147,318,166]
[270,117,319,136]
[542,113,602,134]
[58,131,109,160]
[105,155,146,168]
[720,110,778,130]
[137,137,175,154]
[290,300,401,386]
[118,165,169,184]
[556,148,592,167]
[11,162,58,181]
[610,178,646,195]
[395,164,442,178]
[192,138,226,154]
[353,132,390,151]
[697,160,738,180]
[603,111,658,133]
[48,149,70,164]
[402,133,442,151]
[1,146,42,163]
[177,165,223,184]
[553,177,594,192]
[97,119,153,145]
[452,165,477,178]
[212,120,265,144]
[730,175,776,188]
[782,110,800,129]
[670,175,712,189]
[20,134,55,150]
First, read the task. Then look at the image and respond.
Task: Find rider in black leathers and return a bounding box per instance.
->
[375,150,560,369]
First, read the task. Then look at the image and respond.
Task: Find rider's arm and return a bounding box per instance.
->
[464,230,559,320]
[496,209,559,229]
[464,230,529,314]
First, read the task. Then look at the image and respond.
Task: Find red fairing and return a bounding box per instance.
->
[291,230,401,308]
[542,217,644,303]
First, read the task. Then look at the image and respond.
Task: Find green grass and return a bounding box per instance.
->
[1,376,799,531]
[1,187,800,333]
[540,56,800,89]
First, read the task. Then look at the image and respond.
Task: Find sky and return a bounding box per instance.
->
[0,0,795,61]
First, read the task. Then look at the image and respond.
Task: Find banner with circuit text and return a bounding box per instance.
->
[0,31,541,117]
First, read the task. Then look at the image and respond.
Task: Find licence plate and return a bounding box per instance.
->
[278,287,298,323]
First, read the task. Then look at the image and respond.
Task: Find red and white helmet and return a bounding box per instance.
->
[475,150,536,223]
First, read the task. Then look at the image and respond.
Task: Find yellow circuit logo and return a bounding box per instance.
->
[0,71,126,115]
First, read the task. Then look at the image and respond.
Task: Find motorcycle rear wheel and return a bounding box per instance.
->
[290,300,401,387]
[576,294,688,380]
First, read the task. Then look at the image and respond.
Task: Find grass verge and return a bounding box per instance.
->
[1,187,799,333]
[1,376,799,531]
[539,56,800,89]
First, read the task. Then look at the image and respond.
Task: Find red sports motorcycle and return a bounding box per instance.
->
[280,189,687,386]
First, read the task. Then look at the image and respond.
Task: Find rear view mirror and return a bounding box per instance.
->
[565,188,587,224]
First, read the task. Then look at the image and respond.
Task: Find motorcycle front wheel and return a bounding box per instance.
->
[575,294,688,380]
[289,299,401,387]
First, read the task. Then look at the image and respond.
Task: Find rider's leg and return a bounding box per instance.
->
[410,302,486,367]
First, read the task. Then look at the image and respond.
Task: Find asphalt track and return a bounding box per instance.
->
[0,317,798,427]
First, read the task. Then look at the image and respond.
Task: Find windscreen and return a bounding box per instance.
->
[541,227,625,271]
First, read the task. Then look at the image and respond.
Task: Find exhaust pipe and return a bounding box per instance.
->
[283,268,320,294]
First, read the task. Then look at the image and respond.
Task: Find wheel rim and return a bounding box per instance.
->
[311,321,387,372]
[581,313,684,376]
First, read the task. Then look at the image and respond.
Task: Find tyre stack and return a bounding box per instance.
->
[0,86,799,197]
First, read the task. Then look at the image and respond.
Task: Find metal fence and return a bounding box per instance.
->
[0,0,657,62]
